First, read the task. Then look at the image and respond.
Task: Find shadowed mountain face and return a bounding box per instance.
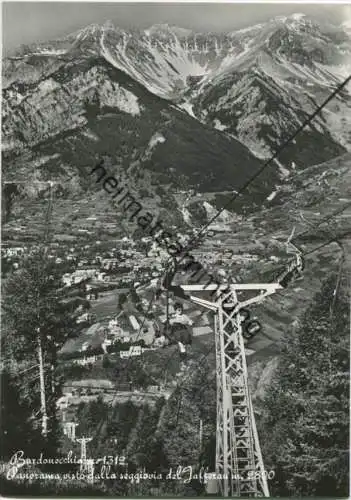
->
[1,15,350,230]
[183,16,351,158]
[2,54,264,192]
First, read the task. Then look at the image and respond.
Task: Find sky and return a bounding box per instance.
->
[2,2,350,55]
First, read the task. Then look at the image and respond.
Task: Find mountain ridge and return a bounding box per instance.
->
[2,14,350,233]
[4,13,349,165]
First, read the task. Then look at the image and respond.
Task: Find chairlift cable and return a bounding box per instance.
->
[178,75,351,257]
[149,206,351,390]
[168,227,351,427]
[91,73,350,437]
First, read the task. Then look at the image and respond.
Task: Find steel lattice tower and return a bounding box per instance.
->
[77,436,93,478]
[182,283,282,497]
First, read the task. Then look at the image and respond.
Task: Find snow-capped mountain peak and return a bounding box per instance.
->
[3,15,350,169]
[290,12,306,21]
[102,19,116,31]
[144,24,193,38]
[274,12,306,23]
[74,23,102,40]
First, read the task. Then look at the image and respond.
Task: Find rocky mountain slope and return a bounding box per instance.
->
[184,14,351,160]
[2,15,350,238]
[2,55,261,191]
[3,14,350,171]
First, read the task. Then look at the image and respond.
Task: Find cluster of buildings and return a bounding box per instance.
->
[119,345,156,358]
[2,245,27,258]
[102,313,155,353]
[3,230,250,292]
[70,354,104,366]
[102,314,153,346]
[59,310,157,363]
[69,344,155,365]
[55,243,170,290]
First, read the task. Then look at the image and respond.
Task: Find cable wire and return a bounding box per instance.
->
[61,75,351,443]
[179,75,351,257]
[169,226,351,427]
[100,206,351,430]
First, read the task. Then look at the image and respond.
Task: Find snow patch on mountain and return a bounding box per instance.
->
[146,38,208,87]
[100,30,171,97]
[32,49,67,56]
[181,207,192,224]
[274,13,306,28]
[291,13,306,21]
[34,154,61,167]
[38,78,61,93]
[213,119,228,131]
[1,139,23,152]
[149,132,166,150]
[100,24,211,98]
[178,101,196,118]
[319,62,351,80]
[82,130,100,141]
[75,23,101,41]
[145,24,193,38]
[274,158,290,179]
[266,190,278,201]
[231,23,264,36]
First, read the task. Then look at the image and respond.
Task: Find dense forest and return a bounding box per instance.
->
[260,273,349,497]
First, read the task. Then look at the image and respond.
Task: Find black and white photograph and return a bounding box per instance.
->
[1,1,350,497]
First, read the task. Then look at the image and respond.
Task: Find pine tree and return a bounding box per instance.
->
[260,273,349,497]
[2,250,76,450]
[2,250,75,360]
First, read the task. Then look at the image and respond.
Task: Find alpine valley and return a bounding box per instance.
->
[1,13,350,497]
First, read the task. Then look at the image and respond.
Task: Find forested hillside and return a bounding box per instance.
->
[259,273,349,497]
